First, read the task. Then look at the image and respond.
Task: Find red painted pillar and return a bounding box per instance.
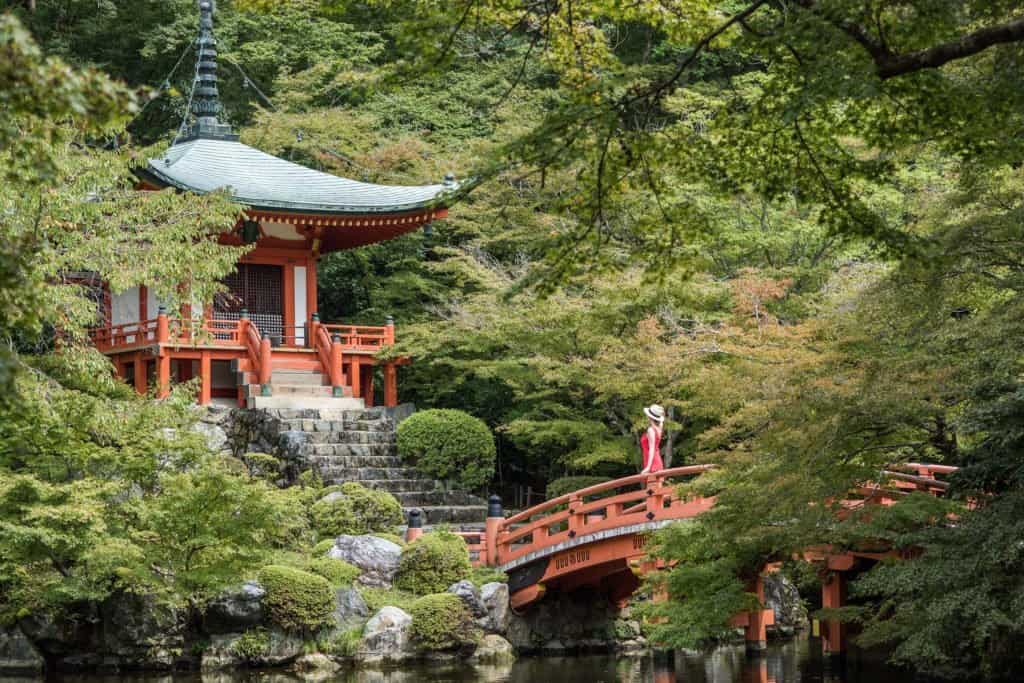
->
[329,334,344,395]
[745,575,769,652]
[133,354,148,395]
[821,571,847,656]
[199,352,211,405]
[156,354,171,399]
[383,362,398,407]
[362,365,375,407]
[405,509,423,544]
[350,356,361,400]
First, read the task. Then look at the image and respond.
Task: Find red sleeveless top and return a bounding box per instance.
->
[640,426,664,473]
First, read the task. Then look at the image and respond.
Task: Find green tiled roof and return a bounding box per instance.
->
[142,138,452,214]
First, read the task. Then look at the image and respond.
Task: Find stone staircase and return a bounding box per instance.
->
[232,358,363,411]
[273,407,488,525]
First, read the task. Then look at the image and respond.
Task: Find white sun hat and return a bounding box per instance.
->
[643,404,666,423]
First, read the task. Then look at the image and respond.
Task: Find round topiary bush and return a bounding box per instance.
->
[396,409,496,490]
[409,593,479,651]
[257,565,335,634]
[310,482,403,537]
[546,475,613,499]
[394,530,471,595]
[307,556,361,587]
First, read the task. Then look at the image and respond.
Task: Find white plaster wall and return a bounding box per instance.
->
[294,266,307,344]
[111,287,140,326]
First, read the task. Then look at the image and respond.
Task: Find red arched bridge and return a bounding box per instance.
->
[405,462,958,655]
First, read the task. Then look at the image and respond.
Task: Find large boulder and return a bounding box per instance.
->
[202,628,303,671]
[471,634,515,663]
[204,581,266,634]
[334,587,369,628]
[480,582,510,634]
[0,626,44,675]
[358,607,414,664]
[328,535,402,587]
[193,421,229,452]
[448,580,487,627]
[99,592,184,669]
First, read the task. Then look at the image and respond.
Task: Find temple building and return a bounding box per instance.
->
[90,1,453,409]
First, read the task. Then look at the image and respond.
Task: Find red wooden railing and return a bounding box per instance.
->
[90,318,159,350]
[321,321,394,352]
[491,465,715,567]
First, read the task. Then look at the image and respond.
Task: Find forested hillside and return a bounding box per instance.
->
[4,0,1024,677]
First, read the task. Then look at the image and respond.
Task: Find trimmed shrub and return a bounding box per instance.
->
[409,593,479,651]
[397,409,496,490]
[308,556,361,587]
[258,565,335,633]
[546,475,612,499]
[468,566,507,587]
[358,587,419,613]
[310,482,403,537]
[394,530,471,595]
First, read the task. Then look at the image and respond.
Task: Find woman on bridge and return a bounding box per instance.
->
[640,404,665,474]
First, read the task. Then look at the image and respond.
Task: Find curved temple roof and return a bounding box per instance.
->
[141,138,452,215]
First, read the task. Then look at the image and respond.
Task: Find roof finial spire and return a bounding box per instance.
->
[179,0,237,143]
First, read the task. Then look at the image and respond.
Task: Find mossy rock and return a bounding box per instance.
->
[394,530,471,595]
[307,556,361,587]
[409,593,480,651]
[396,409,496,491]
[310,482,403,537]
[258,565,335,634]
[372,532,406,546]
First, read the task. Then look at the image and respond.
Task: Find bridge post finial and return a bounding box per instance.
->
[485,494,503,567]
[405,508,423,543]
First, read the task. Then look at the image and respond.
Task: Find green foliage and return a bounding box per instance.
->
[408,593,480,651]
[229,628,270,661]
[257,565,335,634]
[307,557,361,588]
[397,409,496,490]
[394,531,471,595]
[326,626,364,657]
[468,566,507,587]
[310,482,403,537]
[372,532,406,547]
[358,587,419,613]
[546,476,612,499]
[312,539,336,556]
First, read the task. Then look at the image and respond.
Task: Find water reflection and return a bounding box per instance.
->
[6,637,929,683]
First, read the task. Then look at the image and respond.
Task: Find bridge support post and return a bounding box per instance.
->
[821,570,847,656]
[744,575,770,652]
[485,495,503,566]
[405,509,423,543]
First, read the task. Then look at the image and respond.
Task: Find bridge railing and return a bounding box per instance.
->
[491,465,716,567]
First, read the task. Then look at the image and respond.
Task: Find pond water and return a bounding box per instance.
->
[3,637,950,683]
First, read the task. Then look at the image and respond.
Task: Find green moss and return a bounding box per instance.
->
[358,587,419,612]
[326,626,364,657]
[409,593,480,651]
[310,482,403,537]
[308,556,361,587]
[468,566,507,587]
[397,409,496,491]
[312,538,336,556]
[394,530,471,595]
[230,628,270,660]
[372,532,406,546]
[258,565,335,634]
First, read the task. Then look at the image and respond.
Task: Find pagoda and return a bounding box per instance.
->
[90,1,452,409]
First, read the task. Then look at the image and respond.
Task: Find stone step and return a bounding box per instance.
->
[318,466,434,482]
[243,384,340,398]
[308,455,403,469]
[270,370,329,386]
[362,479,439,493]
[393,490,485,507]
[417,505,489,525]
[308,443,395,457]
[246,396,365,411]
